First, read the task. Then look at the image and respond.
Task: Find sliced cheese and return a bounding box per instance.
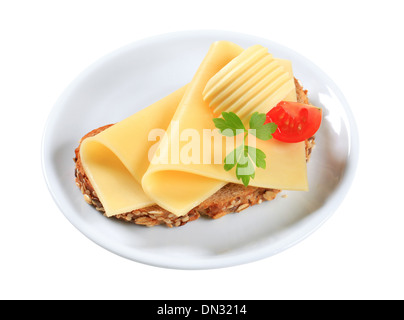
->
[142,41,308,216]
[80,41,308,218]
[80,86,187,216]
[203,45,295,120]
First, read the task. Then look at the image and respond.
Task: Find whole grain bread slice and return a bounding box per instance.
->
[74,78,315,227]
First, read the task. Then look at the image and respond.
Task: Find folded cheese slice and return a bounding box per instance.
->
[80,40,308,218]
[80,86,187,216]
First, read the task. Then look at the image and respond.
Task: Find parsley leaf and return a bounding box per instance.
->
[249,112,278,140]
[236,149,255,187]
[224,144,243,171]
[245,146,267,170]
[212,111,246,137]
[213,111,277,186]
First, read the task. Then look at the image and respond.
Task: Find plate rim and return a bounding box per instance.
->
[41,30,359,269]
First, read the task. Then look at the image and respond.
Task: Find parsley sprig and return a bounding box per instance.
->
[213,112,277,186]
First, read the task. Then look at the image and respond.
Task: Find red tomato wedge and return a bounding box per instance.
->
[265,101,322,143]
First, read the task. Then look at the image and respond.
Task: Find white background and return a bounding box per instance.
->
[1,0,403,300]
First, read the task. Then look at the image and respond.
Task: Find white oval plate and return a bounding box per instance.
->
[42,30,359,269]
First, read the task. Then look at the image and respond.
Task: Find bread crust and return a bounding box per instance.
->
[74,78,315,227]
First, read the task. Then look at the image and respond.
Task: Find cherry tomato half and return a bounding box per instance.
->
[265,101,322,143]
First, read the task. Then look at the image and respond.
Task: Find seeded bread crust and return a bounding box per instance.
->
[74,78,315,227]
